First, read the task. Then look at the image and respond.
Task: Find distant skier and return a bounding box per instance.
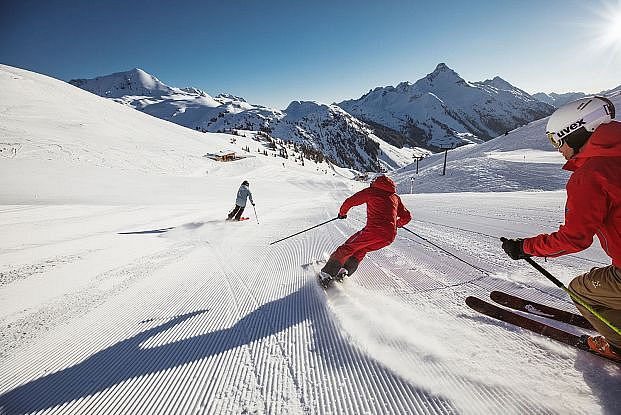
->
[319,175,411,287]
[500,96,621,362]
[227,180,254,221]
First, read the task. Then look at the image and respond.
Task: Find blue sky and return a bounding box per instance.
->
[2,0,620,109]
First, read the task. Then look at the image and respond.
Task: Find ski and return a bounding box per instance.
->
[466,297,588,350]
[466,296,588,348]
[467,296,621,364]
[489,291,594,330]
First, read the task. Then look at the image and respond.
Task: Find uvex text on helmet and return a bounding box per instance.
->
[545,96,615,150]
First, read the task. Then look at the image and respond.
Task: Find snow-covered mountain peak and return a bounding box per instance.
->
[482,76,515,91]
[434,62,451,72]
[284,100,331,119]
[216,93,247,103]
[338,63,554,149]
[69,68,175,98]
[126,68,156,85]
[395,81,414,92]
[180,86,209,96]
[415,63,468,90]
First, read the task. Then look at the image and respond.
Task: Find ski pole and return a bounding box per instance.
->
[252,204,259,224]
[270,217,338,245]
[523,256,621,336]
[400,226,489,275]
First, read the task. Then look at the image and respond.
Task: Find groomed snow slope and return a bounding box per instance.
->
[1,65,620,415]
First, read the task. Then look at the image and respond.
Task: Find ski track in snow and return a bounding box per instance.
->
[1,195,619,415]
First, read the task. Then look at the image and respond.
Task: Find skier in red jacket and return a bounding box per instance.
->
[501,96,621,362]
[319,175,411,287]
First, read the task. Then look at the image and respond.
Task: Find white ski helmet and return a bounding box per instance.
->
[546,96,615,151]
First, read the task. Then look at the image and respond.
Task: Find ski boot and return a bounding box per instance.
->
[582,335,621,362]
[333,268,348,283]
[317,271,333,289]
[343,257,359,277]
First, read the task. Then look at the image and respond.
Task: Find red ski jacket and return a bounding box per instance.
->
[524,121,621,267]
[339,175,411,240]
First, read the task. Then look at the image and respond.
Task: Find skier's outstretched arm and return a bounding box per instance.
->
[339,189,368,217]
[396,199,411,227]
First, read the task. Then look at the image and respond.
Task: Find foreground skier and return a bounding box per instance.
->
[319,175,411,287]
[501,96,621,361]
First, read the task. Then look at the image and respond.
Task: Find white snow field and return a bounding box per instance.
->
[1,64,620,415]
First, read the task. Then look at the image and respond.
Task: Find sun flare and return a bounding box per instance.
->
[596,1,621,48]
[603,10,621,42]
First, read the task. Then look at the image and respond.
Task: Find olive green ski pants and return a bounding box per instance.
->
[569,265,621,349]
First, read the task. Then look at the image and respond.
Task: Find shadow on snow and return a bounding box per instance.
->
[0,282,450,413]
[118,227,175,235]
[117,220,224,235]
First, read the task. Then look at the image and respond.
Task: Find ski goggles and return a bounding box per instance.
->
[546,132,564,149]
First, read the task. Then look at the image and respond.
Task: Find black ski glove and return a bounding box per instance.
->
[500,237,530,260]
[338,214,347,219]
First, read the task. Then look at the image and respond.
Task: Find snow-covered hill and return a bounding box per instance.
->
[68,68,177,98]
[2,64,621,415]
[339,63,555,149]
[0,65,361,203]
[69,69,428,172]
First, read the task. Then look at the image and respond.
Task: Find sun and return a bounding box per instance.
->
[602,7,621,43]
[596,1,621,48]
